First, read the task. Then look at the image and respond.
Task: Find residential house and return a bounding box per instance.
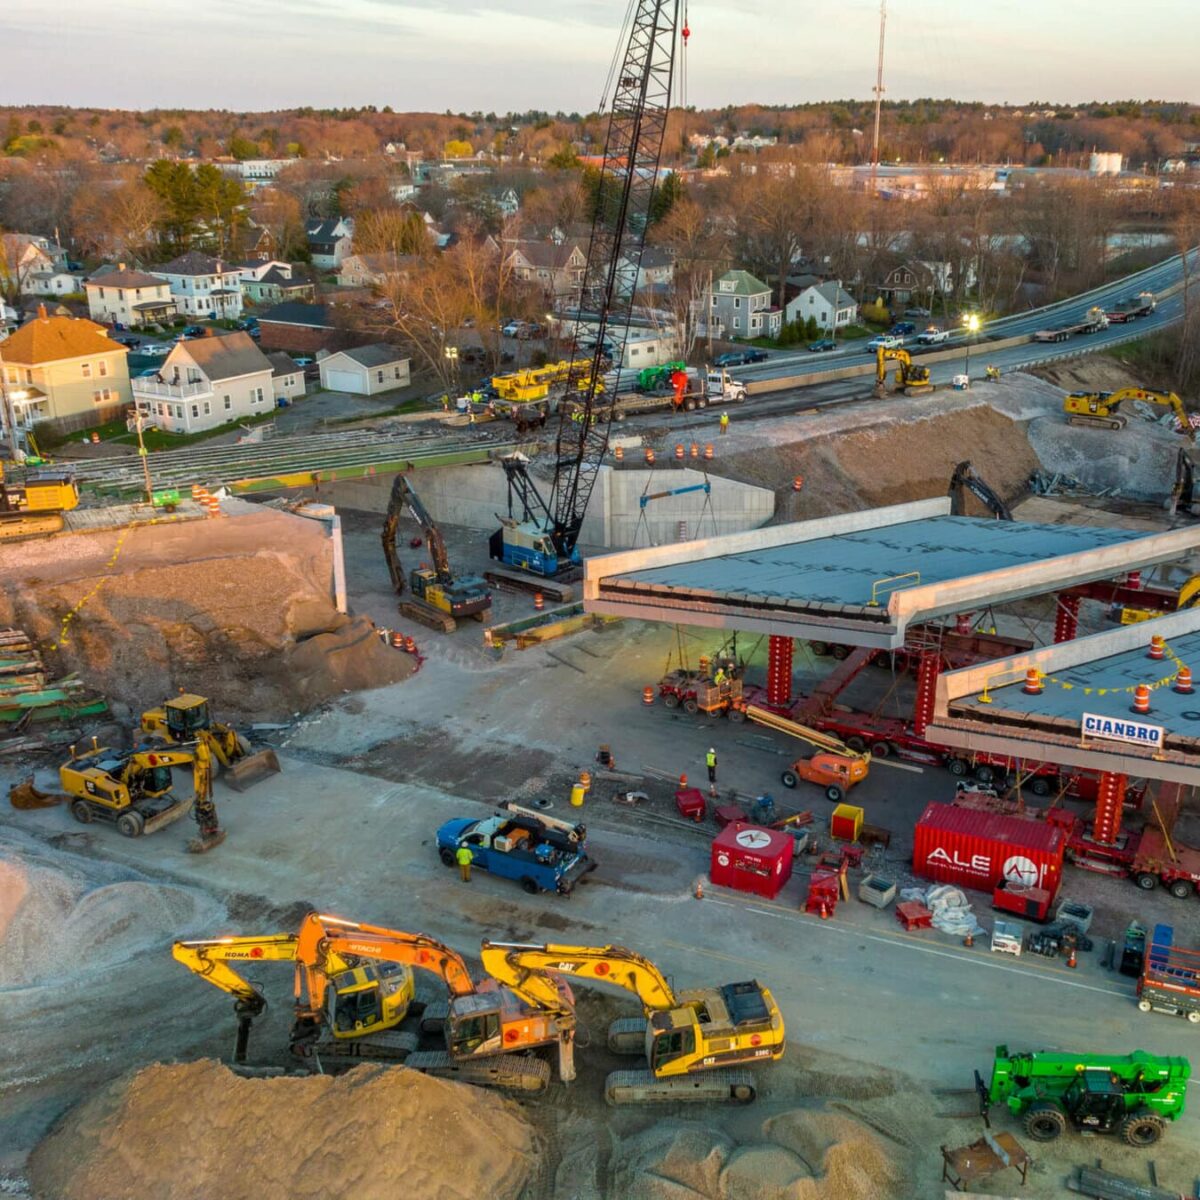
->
[504,238,587,299]
[631,246,675,293]
[306,217,355,269]
[784,281,858,331]
[0,234,69,295]
[237,260,316,306]
[151,251,244,320]
[336,252,419,289]
[0,308,132,434]
[710,270,782,340]
[257,301,358,355]
[878,260,975,307]
[267,352,307,404]
[131,331,274,434]
[85,266,176,328]
[495,188,520,218]
[318,344,410,395]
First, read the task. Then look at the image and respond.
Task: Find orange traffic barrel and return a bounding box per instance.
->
[391,631,404,648]
[205,495,221,517]
[404,635,417,654]
[703,444,713,460]
[578,771,591,791]
[642,686,654,705]
[91,431,100,444]
[1176,665,1194,693]
[674,443,685,462]
[690,442,699,459]
[534,592,544,611]
[614,445,624,462]
[1149,634,1166,660]
[1131,683,1151,714]
[793,476,804,492]
[679,773,688,788]
[1022,668,1043,695]
[645,448,656,466]
[191,484,206,501]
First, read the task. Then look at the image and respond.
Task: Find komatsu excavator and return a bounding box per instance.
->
[874,347,933,398]
[480,940,785,1105]
[174,913,574,1091]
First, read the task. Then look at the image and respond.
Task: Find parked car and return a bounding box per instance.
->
[807,339,838,353]
[141,343,170,356]
[137,367,161,378]
[115,336,139,349]
[866,335,903,352]
[903,306,932,318]
[889,321,916,336]
[500,320,526,338]
[234,317,258,331]
[183,325,207,338]
[714,349,768,367]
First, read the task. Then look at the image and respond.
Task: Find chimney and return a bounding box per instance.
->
[37,303,48,320]
[118,262,126,272]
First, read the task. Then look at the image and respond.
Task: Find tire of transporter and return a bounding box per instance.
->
[727,707,746,724]
[683,698,699,715]
[825,785,844,803]
[947,758,969,778]
[697,396,708,408]
[831,644,850,660]
[1023,1102,1066,1142]
[1137,998,1153,1013]
[1120,1113,1165,1148]
[870,740,891,759]
[974,764,995,785]
[1168,878,1194,900]
[846,736,867,754]
[663,692,680,709]
[70,799,94,824]
[781,770,799,789]
[685,398,696,411]
[1028,776,1054,797]
[521,877,539,896]
[116,810,145,838]
[1135,872,1159,891]
[1188,1010,1200,1024]
[439,848,456,867]
[809,641,830,657]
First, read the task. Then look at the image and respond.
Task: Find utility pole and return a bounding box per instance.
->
[870,0,888,192]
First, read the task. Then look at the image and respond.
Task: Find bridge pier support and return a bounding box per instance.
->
[766,636,793,710]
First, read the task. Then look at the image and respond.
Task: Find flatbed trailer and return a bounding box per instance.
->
[1105,292,1157,324]
[1033,307,1109,343]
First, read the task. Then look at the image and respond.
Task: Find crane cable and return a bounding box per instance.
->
[599,0,639,113]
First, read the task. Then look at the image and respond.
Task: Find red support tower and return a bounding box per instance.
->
[913,651,941,739]
[1093,771,1126,845]
[766,635,794,709]
[1054,593,1081,644]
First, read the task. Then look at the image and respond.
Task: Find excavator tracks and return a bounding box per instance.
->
[605,1068,758,1106]
[316,1029,420,1062]
[399,599,456,633]
[607,1016,648,1054]
[405,1051,551,1093]
[1068,414,1126,431]
[419,1001,449,1034]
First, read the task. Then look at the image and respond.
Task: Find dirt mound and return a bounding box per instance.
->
[28,1060,537,1200]
[0,506,415,721]
[1030,354,1152,395]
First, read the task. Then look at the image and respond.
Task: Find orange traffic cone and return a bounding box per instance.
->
[694,880,704,899]
[679,773,688,788]
[963,932,975,948]
[1066,948,1078,968]
[819,901,829,920]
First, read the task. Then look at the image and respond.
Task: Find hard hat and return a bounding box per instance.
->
[709,747,715,754]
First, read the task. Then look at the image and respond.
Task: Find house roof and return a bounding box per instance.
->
[154,251,235,277]
[306,218,350,242]
[0,312,126,365]
[171,331,271,381]
[796,281,857,309]
[345,252,420,276]
[85,267,165,290]
[637,247,674,269]
[266,351,300,377]
[330,342,406,368]
[508,239,585,270]
[258,266,308,287]
[716,269,770,296]
[259,302,332,328]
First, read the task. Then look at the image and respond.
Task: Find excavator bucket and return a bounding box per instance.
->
[188,828,227,854]
[8,776,69,810]
[141,796,195,835]
[225,748,281,792]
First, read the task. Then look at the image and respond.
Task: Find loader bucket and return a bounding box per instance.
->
[141,796,194,835]
[8,777,69,810]
[225,748,281,792]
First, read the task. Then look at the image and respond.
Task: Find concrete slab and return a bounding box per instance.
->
[930,607,1200,784]
[585,499,1200,648]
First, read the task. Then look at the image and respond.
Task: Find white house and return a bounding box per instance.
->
[306,217,355,269]
[21,268,83,298]
[318,344,410,395]
[151,251,244,320]
[267,352,307,404]
[784,281,858,331]
[710,269,782,339]
[0,233,68,293]
[131,331,274,434]
[85,266,177,328]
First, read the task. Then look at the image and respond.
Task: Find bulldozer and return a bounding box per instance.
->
[874,347,933,398]
[140,693,279,791]
[0,462,79,540]
[381,474,491,633]
[10,737,224,851]
[480,940,785,1105]
[1063,387,1196,438]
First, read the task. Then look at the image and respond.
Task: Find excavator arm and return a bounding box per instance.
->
[949,461,1013,520]
[125,740,213,802]
[480,941,677,1014]
[382,475,454,593]
[172,933,301,1010]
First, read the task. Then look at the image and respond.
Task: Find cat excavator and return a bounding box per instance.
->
[949,461,1013,521]
[174,913,574,1091]
[479,940,785,1105]
[1063,387,1195,438]
[874,347,933,398]
[382,474,491,632]
[0,462,79,540]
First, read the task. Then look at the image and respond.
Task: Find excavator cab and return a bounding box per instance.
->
[445,993,507,1057]
[327,962,414,1040]
[648,1018,695,1071]
[163,694,213,738]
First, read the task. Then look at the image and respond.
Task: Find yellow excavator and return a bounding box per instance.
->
[140,693,279,790]
[874,347,933,398]
[174,913,574,1090]
[480,940,785,1105]
[0,462,79,540]
[1063,387,1195,439]
[10,737,223,851]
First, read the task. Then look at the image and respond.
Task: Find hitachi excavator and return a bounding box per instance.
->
[174,913,575,1091]
[1063,387,1196,438]
[874,347,933,398]
[381,474,492,632]
[480,940,785,1105]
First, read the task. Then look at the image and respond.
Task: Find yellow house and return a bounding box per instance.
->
[0,307,132,434]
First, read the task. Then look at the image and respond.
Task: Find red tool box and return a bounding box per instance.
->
[710,823,793,899]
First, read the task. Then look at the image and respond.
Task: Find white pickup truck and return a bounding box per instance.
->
[916,326,950,345]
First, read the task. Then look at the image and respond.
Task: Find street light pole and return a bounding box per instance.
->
[963,313,980,384]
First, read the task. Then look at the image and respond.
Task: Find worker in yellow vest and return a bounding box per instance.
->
[455,844,474,882]
[719,411,730,435]
[706,747,717,784]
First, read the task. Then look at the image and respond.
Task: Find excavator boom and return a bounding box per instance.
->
[172,933,302,1006]
[1064,387,1195,441]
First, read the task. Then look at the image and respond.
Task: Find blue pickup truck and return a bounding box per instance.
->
[436,804,596,896]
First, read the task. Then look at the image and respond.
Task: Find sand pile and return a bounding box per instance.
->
[28,1060,537,1200]
[0,505,415,720]
[0,840,223,988]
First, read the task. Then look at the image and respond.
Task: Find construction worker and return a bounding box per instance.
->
[713,665,727,688]
[456,843,474,883]
[441,394,451,412]
[706,747,717,784]
[719,411,730,435]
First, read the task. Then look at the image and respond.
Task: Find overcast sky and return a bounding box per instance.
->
[1,0,1195,111]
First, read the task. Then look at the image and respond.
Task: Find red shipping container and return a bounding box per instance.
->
[912,802,1064,896]
[710,822,794,900]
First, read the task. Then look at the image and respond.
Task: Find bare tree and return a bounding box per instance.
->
[651,196,729,359]
[71,178,164,262]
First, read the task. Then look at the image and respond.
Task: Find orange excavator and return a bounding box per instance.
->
[173,912,576,1091]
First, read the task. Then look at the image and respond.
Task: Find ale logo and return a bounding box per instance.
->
[1001,854,1041,887]
[736,830,772,850]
